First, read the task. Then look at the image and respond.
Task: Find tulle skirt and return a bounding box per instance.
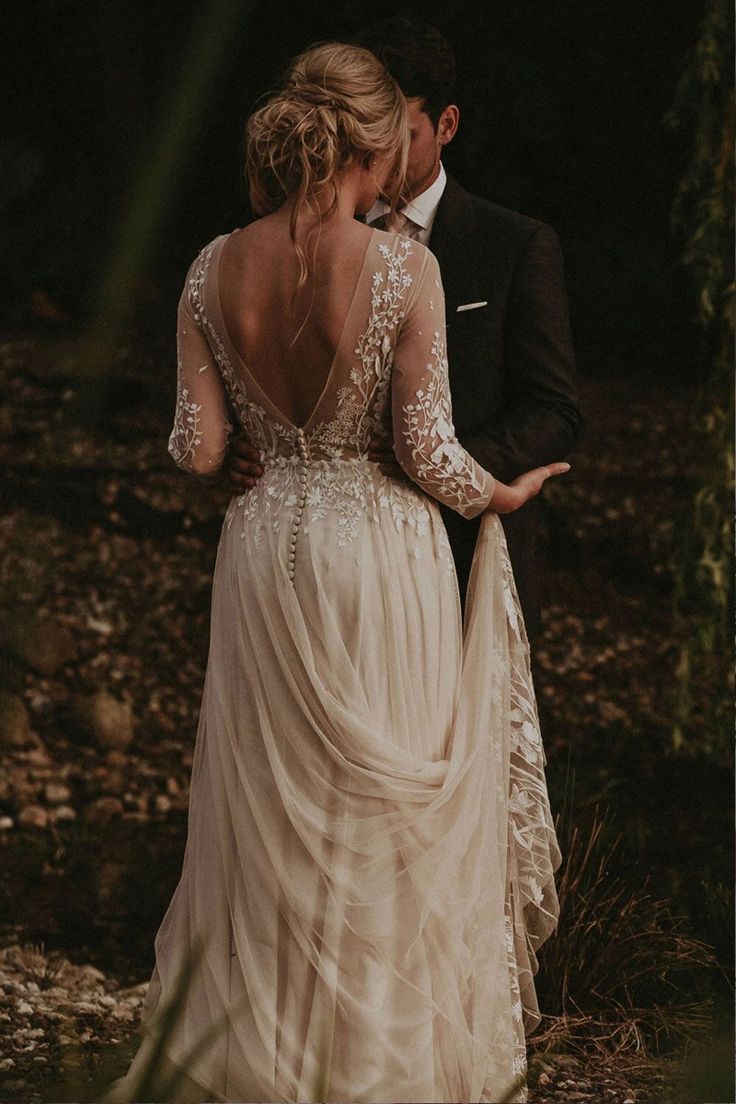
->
[103,464,560,1103]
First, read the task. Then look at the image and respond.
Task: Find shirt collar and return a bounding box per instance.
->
[400,162,447,229]
[367,161,447,228]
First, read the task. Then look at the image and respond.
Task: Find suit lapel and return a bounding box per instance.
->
[428,173,481,316]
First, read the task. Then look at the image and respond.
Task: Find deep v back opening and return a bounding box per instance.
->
[213,229,376,433]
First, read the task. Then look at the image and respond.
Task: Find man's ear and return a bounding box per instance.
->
[437,105,460,147]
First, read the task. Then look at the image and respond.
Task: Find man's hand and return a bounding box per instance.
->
[227,432,264,494]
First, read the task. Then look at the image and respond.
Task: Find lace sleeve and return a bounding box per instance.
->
[391,247,496,518]
[168,258,233,476]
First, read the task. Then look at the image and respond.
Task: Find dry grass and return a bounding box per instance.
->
[531,807,721,1060]
[4,940,70,991]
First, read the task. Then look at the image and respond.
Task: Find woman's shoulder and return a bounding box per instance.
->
[184,231,231,279]
[179,232,233,317]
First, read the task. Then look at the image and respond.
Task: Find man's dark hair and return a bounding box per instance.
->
[353,17,456,129]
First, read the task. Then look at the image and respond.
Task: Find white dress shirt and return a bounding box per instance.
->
[367,162,447,246]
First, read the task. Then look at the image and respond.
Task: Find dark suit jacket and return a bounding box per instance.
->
[429,174,580,639]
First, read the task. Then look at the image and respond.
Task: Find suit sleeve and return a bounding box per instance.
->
[460,224,581,482]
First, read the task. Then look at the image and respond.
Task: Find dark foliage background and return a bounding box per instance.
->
[2,0,707,380]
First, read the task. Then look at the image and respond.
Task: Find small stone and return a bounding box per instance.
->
[7,614,78,676]
[75,691,134,750]
[32,1055,48,1065]
[25,745,51,766]
[538,1072,551,1087]
[17,999,34,1015]
[0,816,14,830]
[154,794,171,814]
[101,768,126,795]
[45,781,72,804]
[64,1000,100,1015]
[57,1035,74,1046]
[0,691,34,750]
[51,804,77,822]
[78,963,106,985]
[27,690,52,713]
[0,1058,16,1071]
[84,796,124,823]
[17,804,49,830]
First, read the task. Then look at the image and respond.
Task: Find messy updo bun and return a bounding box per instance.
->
[245,42,409,286]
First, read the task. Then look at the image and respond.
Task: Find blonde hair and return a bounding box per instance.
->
[245,42,409,291]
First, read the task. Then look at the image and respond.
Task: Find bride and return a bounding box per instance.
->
[103,41,567,1104]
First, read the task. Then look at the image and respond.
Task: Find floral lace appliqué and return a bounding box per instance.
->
[400,333,491,516]
[168,384,202,471]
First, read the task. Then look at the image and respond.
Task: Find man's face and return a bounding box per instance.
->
[403,97,459,201]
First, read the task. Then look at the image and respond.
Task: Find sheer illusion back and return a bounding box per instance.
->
[215,223,375,430]
[105,226,561,1104]
[170,227,494,517]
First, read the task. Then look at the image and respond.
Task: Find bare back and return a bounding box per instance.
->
[217,216,375,428]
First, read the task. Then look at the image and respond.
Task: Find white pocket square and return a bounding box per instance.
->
[456,301,488,312]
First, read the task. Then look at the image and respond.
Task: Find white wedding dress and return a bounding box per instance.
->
[103,228,560,1104]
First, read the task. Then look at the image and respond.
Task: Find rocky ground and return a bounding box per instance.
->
[0,330,732,1103]
[0,942,675,1104]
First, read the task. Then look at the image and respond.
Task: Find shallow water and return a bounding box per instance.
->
[0,815,188,985]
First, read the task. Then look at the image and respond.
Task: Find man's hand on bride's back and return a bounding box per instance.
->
[227,433,264,494]
[489,462,571,514]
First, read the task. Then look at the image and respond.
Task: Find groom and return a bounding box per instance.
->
[226,18,580,641]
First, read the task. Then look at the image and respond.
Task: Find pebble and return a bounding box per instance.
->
[44,781,72,804]
[84,796,124,823]
[0,816,14,830]
[25,746,51,767]
[8,615,78,676]
[51,804,77,822]
[0,692,34,750]
[101,768,127,795]
[75,690,134,750]
[78,964,106,984]
[66,1000,100,1014]
[17,804,49,830]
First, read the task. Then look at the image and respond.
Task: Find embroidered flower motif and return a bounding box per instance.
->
[168,385,202,470]
[398,334,491,515]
